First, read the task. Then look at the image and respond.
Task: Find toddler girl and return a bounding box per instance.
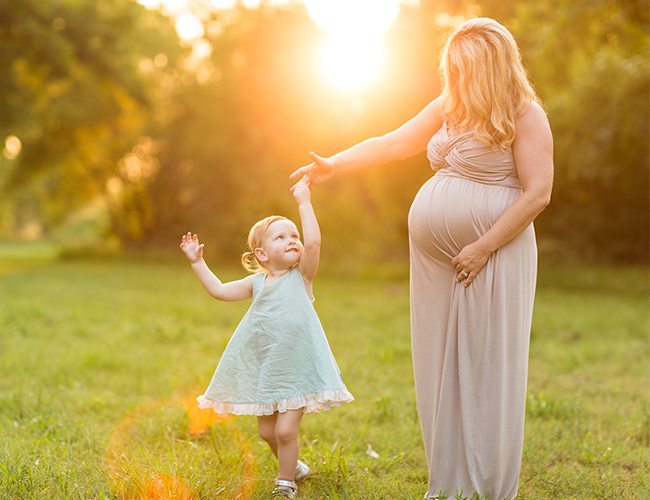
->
[180,179,353,498]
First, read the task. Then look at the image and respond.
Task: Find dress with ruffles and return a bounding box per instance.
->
[197,266,353,417]
[408,124,537,500]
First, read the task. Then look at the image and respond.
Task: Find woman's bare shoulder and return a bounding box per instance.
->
[513,100,553,157]
[516,101,551,133]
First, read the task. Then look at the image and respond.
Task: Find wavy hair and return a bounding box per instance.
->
[241,215,289,273]
[440,17,541,150]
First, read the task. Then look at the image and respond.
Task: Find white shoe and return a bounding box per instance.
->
[272,479,297,498]
[294,460,311,483]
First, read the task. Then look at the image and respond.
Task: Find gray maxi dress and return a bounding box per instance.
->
[408,125,537,500]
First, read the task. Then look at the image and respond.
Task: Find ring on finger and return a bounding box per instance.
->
[459,271,468,280]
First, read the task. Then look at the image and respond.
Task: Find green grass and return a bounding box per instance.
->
[0,247,647,499]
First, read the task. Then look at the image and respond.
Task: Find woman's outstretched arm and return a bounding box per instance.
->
[290,98,444,186]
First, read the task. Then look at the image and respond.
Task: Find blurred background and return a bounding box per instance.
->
[1,0,648,269]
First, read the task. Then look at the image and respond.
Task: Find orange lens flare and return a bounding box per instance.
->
[141,475,196,500]
[179,396,230,436]
[104,395,257,499]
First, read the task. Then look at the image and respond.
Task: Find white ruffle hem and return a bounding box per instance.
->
[197,389,354,417]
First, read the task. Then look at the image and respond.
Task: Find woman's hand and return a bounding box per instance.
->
[290,152,336,188]
[451,240,492,287]
[180,232,204,263]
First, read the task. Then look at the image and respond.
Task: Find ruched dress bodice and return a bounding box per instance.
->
[408,124,537,500]
[427,126,521,188]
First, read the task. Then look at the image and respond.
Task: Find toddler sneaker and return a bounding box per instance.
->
[294,460,311,483]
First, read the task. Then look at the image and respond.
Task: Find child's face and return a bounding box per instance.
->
[257,220,303,271]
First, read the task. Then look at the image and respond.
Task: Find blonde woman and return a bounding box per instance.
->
[291,17,553,500]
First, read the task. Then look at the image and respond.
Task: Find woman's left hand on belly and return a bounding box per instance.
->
[451,240,491,287]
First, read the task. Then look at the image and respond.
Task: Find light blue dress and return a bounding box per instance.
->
[197,267,354,416]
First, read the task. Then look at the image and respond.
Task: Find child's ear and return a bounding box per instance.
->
[254,248,268,263]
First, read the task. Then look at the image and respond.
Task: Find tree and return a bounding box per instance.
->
[0,0,181,235]
[513,0,650,263]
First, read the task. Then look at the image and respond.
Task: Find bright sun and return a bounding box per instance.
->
[303,0,404,92]
[139,0,405,92]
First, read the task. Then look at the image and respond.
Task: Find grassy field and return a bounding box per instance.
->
[0,246,647,499]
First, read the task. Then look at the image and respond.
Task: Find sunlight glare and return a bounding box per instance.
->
[319,35,385,93]
[303,0,404,92]
[138,0,186,13]
[176,13,205,42]
[210,0,236,8]
[304,0,400,34]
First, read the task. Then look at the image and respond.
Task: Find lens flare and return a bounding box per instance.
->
[104,395,257,499]
[141,475,196,500]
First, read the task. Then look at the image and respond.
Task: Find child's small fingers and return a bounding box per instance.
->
[293,176,308,189]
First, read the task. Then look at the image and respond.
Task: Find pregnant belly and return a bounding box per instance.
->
[408,174,521,262]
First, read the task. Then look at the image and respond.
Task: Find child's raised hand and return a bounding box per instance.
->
[291,177,311,205]
[180,232,204,263]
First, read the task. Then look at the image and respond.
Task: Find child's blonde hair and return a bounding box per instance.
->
[440,17,541,150]
[241,215,290,273]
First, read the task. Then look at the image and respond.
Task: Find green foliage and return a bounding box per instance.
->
[0,0,647,264]
[0,0,182,231]
[512,0,650,263]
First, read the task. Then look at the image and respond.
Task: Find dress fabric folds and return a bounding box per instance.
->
[408,126,537,500]
[197,267,353,417]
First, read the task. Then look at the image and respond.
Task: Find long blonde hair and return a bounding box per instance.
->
[440,17,540,150]
[241,215,289,273]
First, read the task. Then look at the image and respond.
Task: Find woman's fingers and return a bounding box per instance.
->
[290,152,334,184]
[454,268,474,287]
[289,163,315,180]
[292,160,319,180]
[309,151,323,163]
[452,244,489,287]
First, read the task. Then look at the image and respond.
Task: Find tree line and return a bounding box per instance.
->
[1,0,648,265]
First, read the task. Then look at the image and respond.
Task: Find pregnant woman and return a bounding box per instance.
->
[291,17,553,500]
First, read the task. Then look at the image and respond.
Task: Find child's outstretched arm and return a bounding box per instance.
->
[291,179,320,286]
[180,232,254,301]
